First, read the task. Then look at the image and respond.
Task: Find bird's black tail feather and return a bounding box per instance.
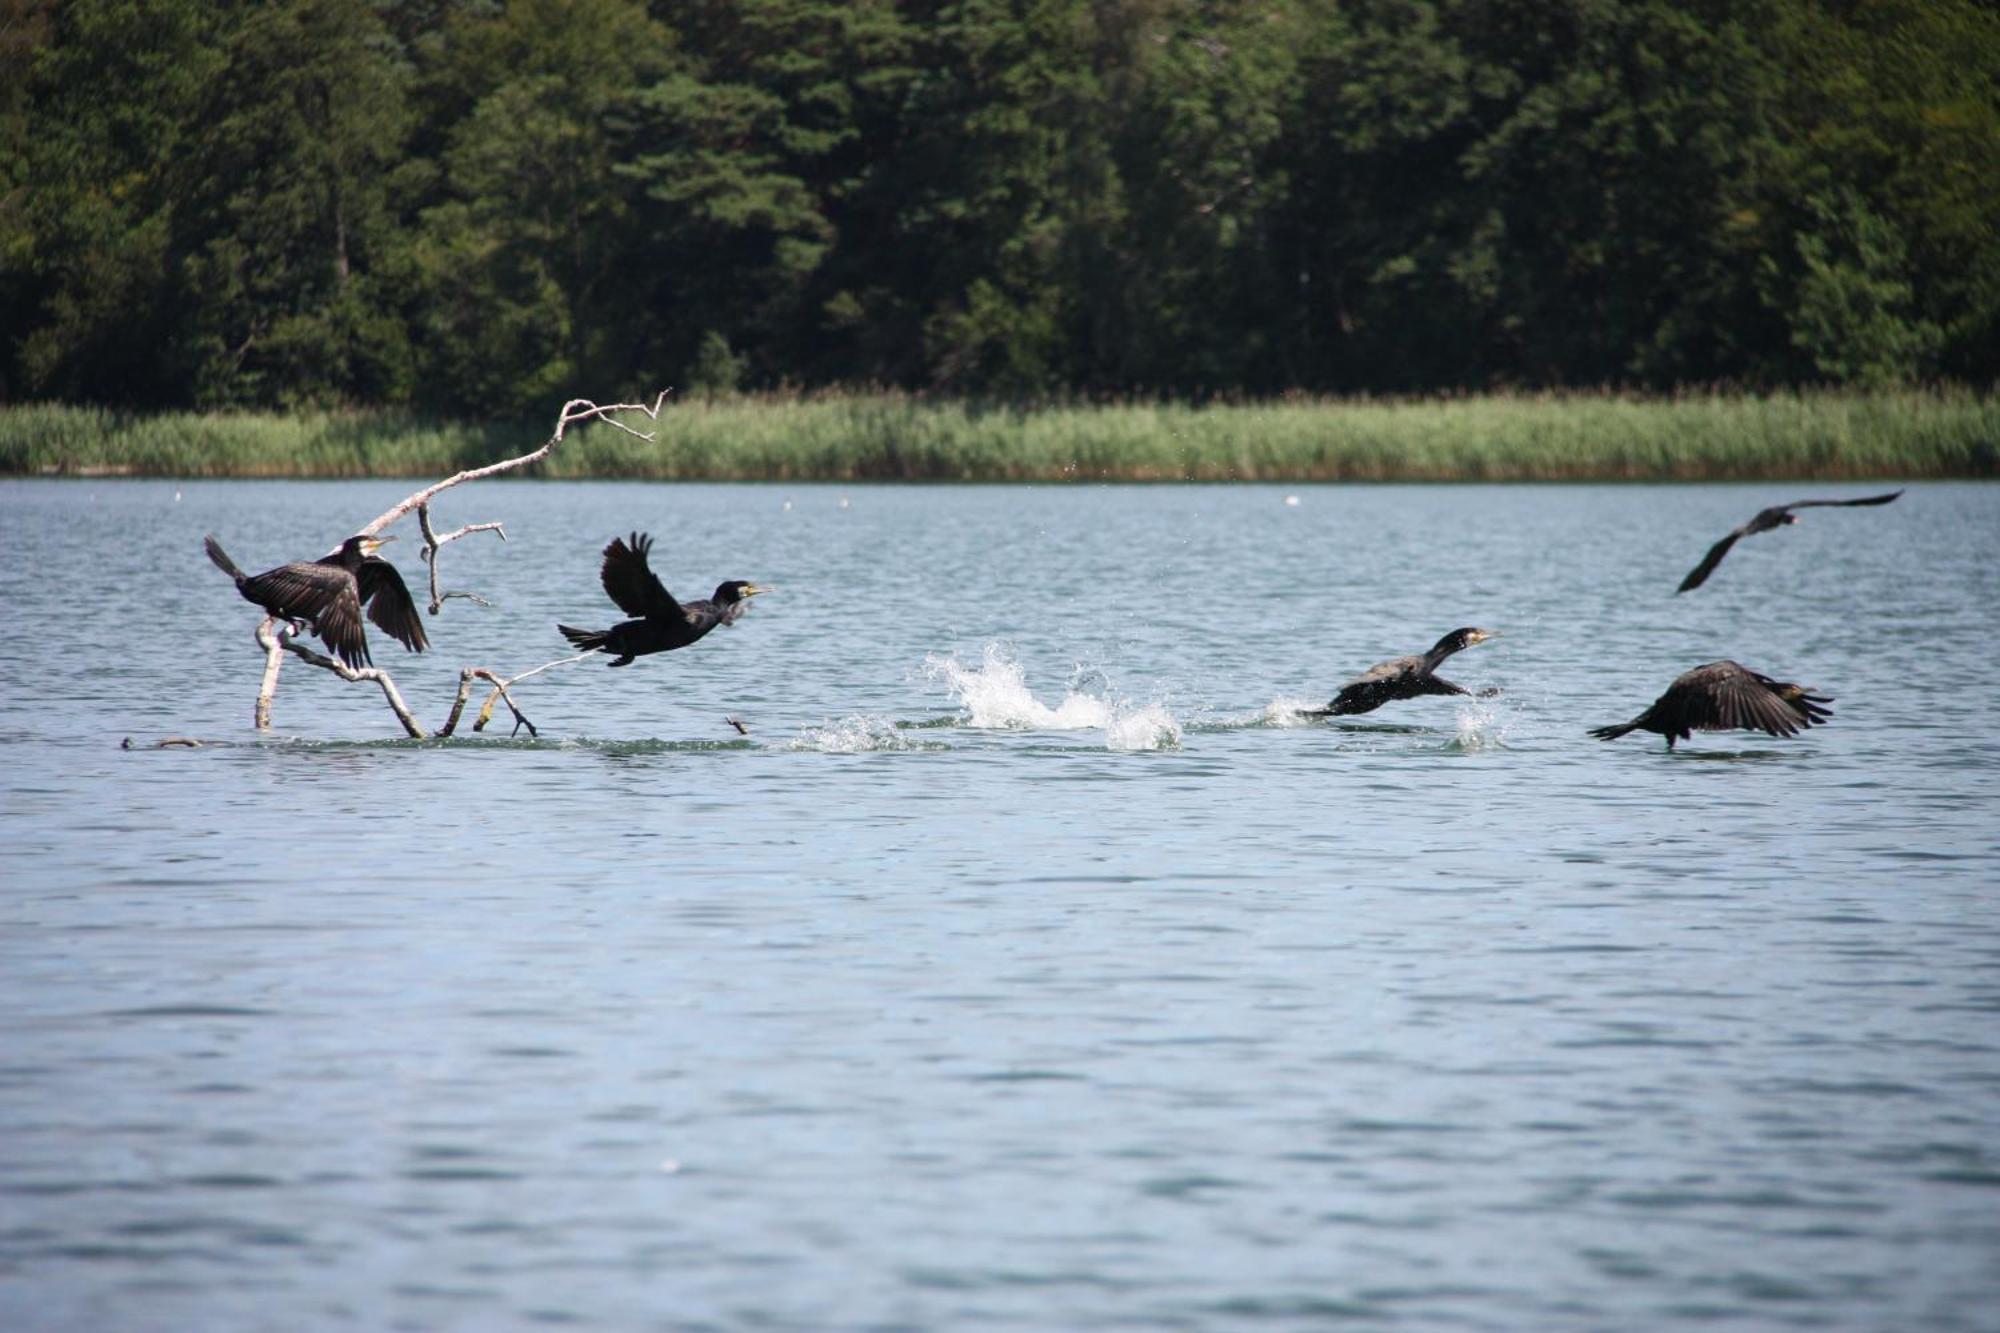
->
[559,624,608,653]
[1588,720,1638,741]
[203,534,243,581]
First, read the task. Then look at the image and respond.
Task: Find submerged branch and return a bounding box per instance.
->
[270,625,427,738]
[437,651,600,738]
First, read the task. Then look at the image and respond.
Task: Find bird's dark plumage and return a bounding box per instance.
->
[206,533,426,669]
[1676,490,1903,592]
[1590,660,1832,749]
[1307,627,1496,717]
[557,532,767,667]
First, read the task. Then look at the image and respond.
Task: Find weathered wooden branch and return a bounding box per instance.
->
[246,393,668,736]
[436,652,599,738]
[416,503,502,613]
[361,393,668,612]
[260,618,427,737]
[355,394,667,537]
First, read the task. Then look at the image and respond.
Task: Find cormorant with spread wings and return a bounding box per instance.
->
[558,531,769,667]
[1305,627,1497,717]
[1676,490,1903,592]
[206,533,428,669]
[1590,661,1832,749]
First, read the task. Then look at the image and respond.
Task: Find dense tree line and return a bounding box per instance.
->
[3,0,1996,414]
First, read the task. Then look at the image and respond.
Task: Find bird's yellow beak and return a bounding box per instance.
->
[361,535,395,555]
[744,584,772,597]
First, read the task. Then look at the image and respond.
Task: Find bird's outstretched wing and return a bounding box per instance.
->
[1778,489,1904,511]
[1665,662,1828,738]
[1676,529,1745,593]
[314,586,372,668]
[263,563,369,668]
[600,532,682,619]
[256,563,370,668]
[357,557,429,653]
[1679,489,1901,593]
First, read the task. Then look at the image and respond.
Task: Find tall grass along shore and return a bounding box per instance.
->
[3,391,1993,483]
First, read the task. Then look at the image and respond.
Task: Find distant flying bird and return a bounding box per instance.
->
[205,533,428,669]
[1306,627,1497,717]
[1676,490,1903,592]
[558,531,769,667]
[1589,660,1831,750]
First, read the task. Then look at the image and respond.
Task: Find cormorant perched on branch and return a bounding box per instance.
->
[558,531,769,667]
[1306,627,1497,717]
[1590,661,1831,749]
[206,533,428,669]
[1676,490,1903,592]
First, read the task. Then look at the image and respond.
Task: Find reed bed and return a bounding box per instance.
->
[3,390,1993,482]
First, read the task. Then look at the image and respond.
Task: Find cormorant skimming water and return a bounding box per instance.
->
[1306,627,1497,717]
[559,532,769,667]
[205,533,428,669]
[1676,490,1903,592]
[1589,661,1831,749]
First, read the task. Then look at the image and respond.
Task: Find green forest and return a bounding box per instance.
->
[4,0,1998,418]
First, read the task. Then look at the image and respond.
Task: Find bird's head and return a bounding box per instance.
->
[1433,626,1497,656]
[340,534,395,559]
[714,581,770,606]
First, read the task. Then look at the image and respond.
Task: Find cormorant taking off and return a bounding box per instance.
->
[1307,627,1497,717]
[205,533,429,669]
[558,532,769,667]
[1589,661,1831,749]
[1676,490,1903,592]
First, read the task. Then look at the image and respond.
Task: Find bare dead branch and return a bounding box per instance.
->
[416,502,507,613]
[271,628,427,739]
[355,393,669,537]
[432,651,598,738]
[255,616,286,730]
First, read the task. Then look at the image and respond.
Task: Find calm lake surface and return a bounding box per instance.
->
[2,477,1997,1331]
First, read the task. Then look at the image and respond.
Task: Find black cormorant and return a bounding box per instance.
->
[1307,627,1497,717]
[1589,660,1831,749]
[1676,490,1903,592]
[558,532,768,667]
[205,533,429,669]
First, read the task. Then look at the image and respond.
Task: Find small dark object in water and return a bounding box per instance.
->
[205,533,428,668]
[558,532,769,667]
[726,717,750,735]
[1305,627,1497,717]
[1590,660,1832,749]
[1676,490,1903,592]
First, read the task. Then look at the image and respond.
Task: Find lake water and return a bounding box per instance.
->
[2,477,1997,1331]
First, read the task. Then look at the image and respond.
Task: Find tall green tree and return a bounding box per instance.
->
[403,0,673,414]
[174,0,416,407]
[3,0,224,405]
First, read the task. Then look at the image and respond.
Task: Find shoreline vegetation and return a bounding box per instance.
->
[3,390,1994,484]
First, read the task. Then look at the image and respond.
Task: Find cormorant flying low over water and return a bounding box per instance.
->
[1676,490,1903,592]
[1589,660,1832,749]
[559,531,769,667]
[205,533,428,669]
[1306,627,1497,717]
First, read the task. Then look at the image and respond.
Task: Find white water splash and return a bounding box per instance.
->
[788,714,932,753]
[922,645,1181,750]
[1260,696,1326,727]
[1448,696,1512,751]
[1104,702,1182,752]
